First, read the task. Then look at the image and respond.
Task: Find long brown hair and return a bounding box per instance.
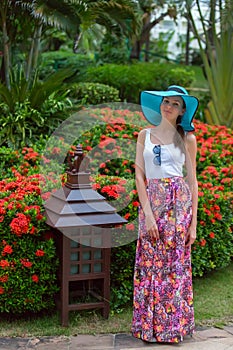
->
[173,100,186,152]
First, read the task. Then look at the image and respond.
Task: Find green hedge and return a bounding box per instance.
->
[85,62,195,103]
[68,82,120,105]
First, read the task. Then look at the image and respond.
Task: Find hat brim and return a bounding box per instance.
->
[140,90,199,132]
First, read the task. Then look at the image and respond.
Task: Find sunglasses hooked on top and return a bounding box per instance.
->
[153,145,161,166]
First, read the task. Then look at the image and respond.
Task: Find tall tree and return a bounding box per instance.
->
[130,0,177,60]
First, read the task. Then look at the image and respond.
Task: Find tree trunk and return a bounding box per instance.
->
[130,11,169,61]
[130,40,141,60]
[32,25,42,72]
[185,18,191,65]
[2,15,11,88]
[26,27,36,81]
[144,13,151,62]
[26,24,42,81]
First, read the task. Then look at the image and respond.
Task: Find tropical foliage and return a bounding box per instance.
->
[187,0,233,128]
[0,0,141,87]
[0,68,73,148]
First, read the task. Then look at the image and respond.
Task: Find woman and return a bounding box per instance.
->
[132,85,199,343]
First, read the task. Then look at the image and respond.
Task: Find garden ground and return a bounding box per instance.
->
[0,263,233,349]
[0,326,233,349]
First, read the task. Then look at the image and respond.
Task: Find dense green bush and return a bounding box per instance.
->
[68,82,120,105]
[96,32,130,65]
[85,62,195,103]
[0,68,73,148]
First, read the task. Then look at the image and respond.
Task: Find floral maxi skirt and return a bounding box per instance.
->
[132,177,195,343]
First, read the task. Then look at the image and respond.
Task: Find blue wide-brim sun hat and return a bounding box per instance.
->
[140,85,199,132]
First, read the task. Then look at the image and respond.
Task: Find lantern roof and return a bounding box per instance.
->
[44,145,127,231]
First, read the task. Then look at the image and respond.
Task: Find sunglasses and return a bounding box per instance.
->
[153,145,161,166]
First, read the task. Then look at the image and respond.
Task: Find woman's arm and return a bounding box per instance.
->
[135,129,159,240]
[185,132,198,246]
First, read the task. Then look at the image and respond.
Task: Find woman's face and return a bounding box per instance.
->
[160,96,185,123]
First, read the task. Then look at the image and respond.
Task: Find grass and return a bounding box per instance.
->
[0,262,233,337]
[193,262,233,327]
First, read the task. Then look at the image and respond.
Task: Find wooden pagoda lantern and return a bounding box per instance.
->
[44,145,127,326]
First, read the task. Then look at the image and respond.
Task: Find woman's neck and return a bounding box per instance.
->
[155,120,177,135]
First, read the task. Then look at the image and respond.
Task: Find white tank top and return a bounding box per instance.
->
[143,128,185,179]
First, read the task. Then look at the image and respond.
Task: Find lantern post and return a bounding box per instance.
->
[44,145,127,326]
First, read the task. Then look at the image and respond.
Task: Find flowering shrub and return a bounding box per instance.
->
[192,120,233,276]
[0,164,59,313]
[0,107,232,313]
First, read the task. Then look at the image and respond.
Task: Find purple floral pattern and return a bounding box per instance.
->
[132,177,195,343]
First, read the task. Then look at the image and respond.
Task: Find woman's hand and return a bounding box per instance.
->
[145,214,160,240]
[185,224,196,246]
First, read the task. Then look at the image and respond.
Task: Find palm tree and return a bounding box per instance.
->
[0,0,142,87]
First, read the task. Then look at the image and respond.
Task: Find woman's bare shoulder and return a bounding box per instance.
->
[185,132,197,150]
[186,132,196,143]
[137,128,149,143]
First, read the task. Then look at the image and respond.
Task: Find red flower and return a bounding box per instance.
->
[36,214,44,221]
[221,167,230,174]
[35,249,45,257]
[132,201,140,207]
[99,137,116,148]
[209,232,215,239]
[20,259,33,268]
[32,274,39,283]
[204,208,211,216]
[126,223,135,231]
[0,275,8,283]
[10,213,30,237]
[2,245,13,256]
[92,183,101,190]
[214,213,222,220]
[0,286,4,294]
[51,147,61,154]
[200,239,207,247]
[124,213,131,220]
[0,260,10,268]
[30,226,37,234]
[41,192,51,201]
